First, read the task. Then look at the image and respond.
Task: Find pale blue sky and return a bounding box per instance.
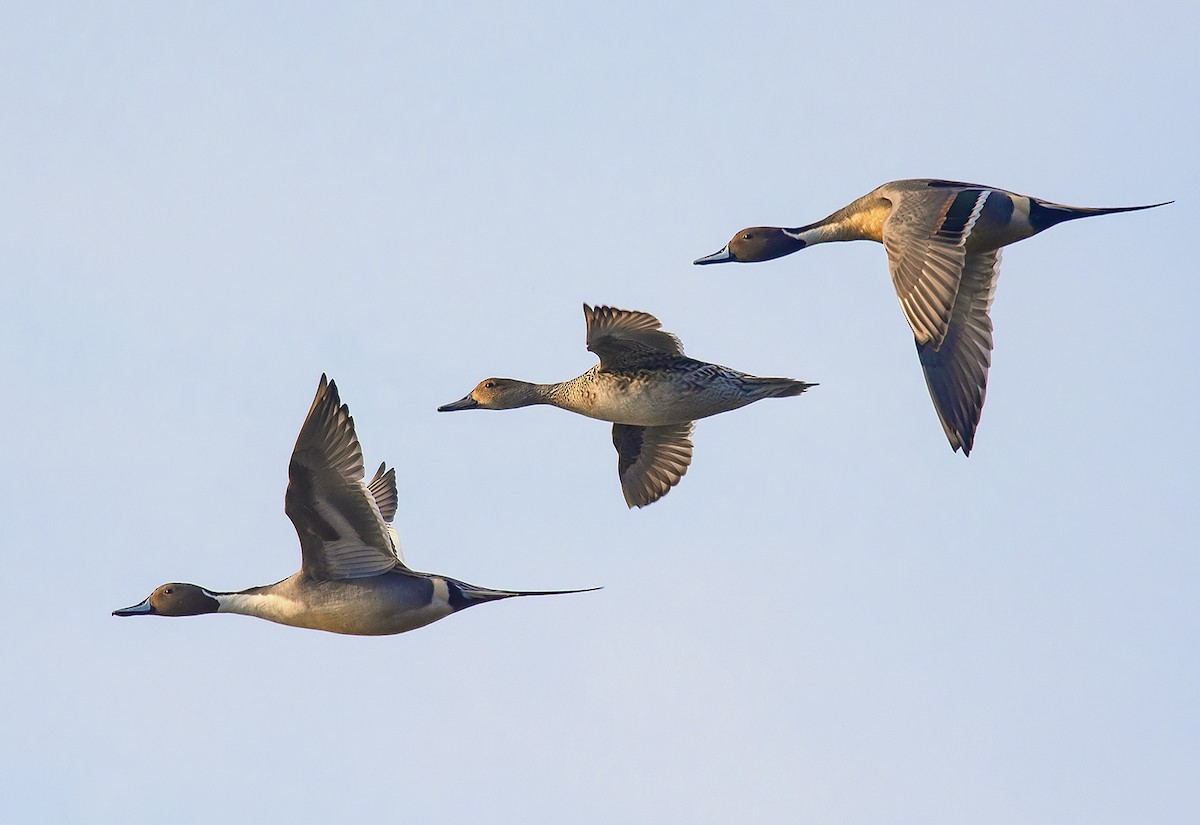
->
[3,2,1197,823]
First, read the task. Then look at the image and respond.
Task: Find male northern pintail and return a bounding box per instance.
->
[695,179,1170,455]
[438,304,815,508]
[114,375,596,635]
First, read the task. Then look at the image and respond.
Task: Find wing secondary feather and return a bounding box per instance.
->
[285,376,406,580]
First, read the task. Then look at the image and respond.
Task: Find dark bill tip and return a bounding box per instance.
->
[438,395,479,412]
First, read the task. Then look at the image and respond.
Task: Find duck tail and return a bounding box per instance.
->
[1029,198,1172,231]
[743,377,818,399]
[452,581,602,607]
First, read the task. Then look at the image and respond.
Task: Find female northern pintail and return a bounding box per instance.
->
[695,179,1170,455]
[113,375,596,635]
[438,304,815,507]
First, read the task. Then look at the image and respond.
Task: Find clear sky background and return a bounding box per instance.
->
[3,2,1197,823]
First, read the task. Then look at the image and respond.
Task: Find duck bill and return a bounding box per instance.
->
[437,395,479,412]
[693,245,735,265]
[113,597,156,616]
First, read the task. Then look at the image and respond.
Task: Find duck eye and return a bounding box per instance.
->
[742,232,753,240]
[164,587,173,595]
[484,381,496,389]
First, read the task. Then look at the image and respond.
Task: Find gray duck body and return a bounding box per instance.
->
[549,358,809,426]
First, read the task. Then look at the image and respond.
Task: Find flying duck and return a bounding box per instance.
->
[114,375,596,635]
[438,304,815,507]
[695,178,1169,454]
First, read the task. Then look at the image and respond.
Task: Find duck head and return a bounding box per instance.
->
[694,227,806,264]
[437,378,543,412]
[113,583,220,617]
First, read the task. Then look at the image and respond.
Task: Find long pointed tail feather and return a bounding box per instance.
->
[1030,198,1172,230]
[456,583,603,605]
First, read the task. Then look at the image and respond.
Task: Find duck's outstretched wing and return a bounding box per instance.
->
[916,249,1001,456]
[584,304,684,371]
[285,376,406,580]
[366,461,404,563]
[883,186,991,350]
[612,422,694,508]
